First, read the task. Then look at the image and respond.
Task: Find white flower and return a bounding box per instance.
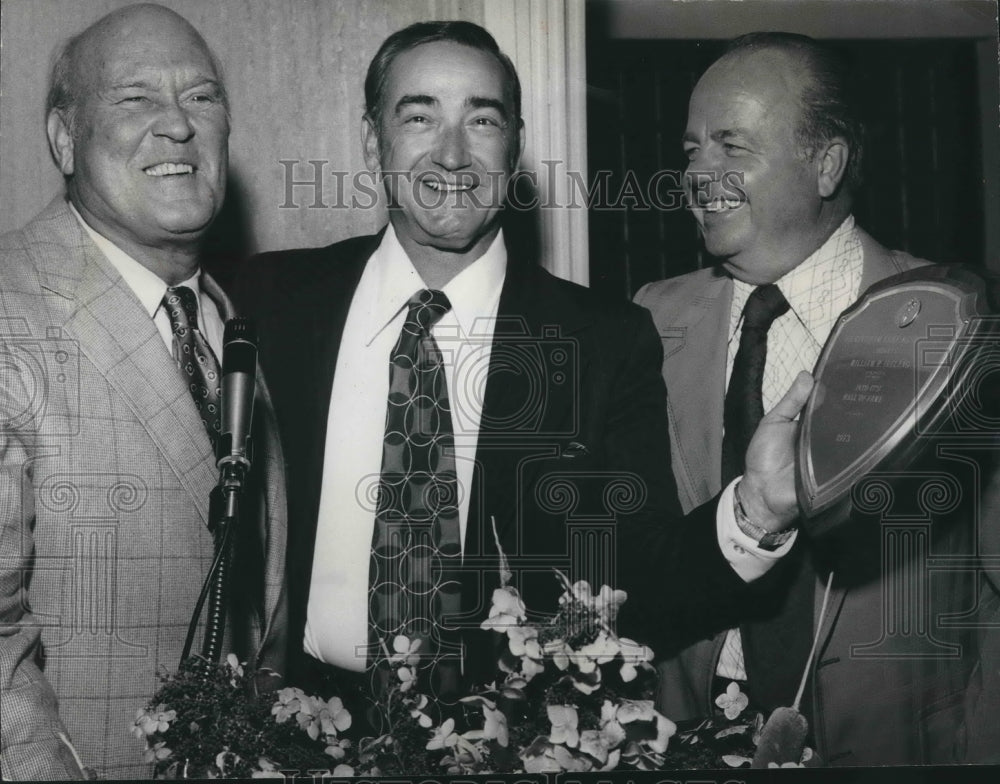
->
[480,587,527,632]
[547,704,579,748]
[389,635,422,667]
[507,625,541,659]
[426,718,460,750]
[397,665,416,692]
[461,696,510,748]
[225,653,245,685]
[522,744,562,774]
[593,584,628,621]
[132,705,176,738]
[715,681,749,720]
[271,687,305,723]
[577,631,619,672]
[616,699,655,724]
[645,712,677,754]
[578,729,610,764]
[552,743,594,772]
[142,741,172,764]
[318,696,352,736]
[544,639,573,670]
[618,637,653,682]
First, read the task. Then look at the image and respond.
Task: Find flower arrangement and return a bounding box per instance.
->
[134,568,798,777]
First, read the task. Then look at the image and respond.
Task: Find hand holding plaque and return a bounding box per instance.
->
[796,265,1000,536]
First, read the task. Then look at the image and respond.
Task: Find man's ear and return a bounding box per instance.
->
[817,138,849,198]
[361,114,381,174]
[47,109,75,176]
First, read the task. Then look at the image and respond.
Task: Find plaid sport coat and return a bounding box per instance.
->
[0,197,287,779]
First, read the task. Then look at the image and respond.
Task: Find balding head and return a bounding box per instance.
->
[45,3,231,283]
[48,4,228,136]
[717,32,864,192]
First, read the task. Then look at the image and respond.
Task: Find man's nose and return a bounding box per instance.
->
[685,153,725,208]
[431,124,471,171]
[151,101,196,142]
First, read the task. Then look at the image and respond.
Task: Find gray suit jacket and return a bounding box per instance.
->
[0,197,287,779]
[635,228,989,765]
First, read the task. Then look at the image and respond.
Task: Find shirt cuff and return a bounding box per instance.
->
[716,477,797,582]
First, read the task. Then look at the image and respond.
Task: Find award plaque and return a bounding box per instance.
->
[797,265,999,535]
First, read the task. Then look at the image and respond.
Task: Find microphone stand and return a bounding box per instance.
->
[181,438,253,668]
[181,318,257,669]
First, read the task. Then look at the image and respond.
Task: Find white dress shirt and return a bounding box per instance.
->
[305,225,506,671]
[717,214,864,680]
[69,202,224,358]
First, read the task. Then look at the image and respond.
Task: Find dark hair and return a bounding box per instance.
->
[364,21,521,128]
[723,32,865,192]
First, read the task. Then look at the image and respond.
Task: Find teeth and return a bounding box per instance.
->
[424,180,473,192]
[145,162,194,176]
[704,196,742,213]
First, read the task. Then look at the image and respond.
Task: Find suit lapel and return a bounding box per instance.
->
[30,199,219,525]
[662,272,732,509]
[470,261,592,557]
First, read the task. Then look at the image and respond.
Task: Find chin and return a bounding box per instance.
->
[157,207,218,236]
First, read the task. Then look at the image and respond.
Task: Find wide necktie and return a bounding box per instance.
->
[163,285,222,451]
[720,282,814,721]
[368,289,463,714]
[721,283,790,484]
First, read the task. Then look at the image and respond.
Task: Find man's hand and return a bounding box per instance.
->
[740,371,815,532]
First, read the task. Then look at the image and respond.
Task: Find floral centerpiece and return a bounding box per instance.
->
[134,564,805,776]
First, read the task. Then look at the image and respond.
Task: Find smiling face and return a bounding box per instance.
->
[682,48,836,284]
[48,5,229,281]
[363,40,522,272]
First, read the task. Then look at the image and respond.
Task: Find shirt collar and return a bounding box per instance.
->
[730,215,862,343]
[365,223,508,344]
[69,200,204,317]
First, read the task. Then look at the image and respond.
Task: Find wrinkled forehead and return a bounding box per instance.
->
[75,8,220,91]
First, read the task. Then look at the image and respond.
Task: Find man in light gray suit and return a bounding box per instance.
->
[633,32,998,765]
[0,4,286,779]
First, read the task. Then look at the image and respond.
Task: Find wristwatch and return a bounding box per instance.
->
[733,481,796,551]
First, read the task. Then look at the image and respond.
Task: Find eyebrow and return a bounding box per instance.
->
[108,77,222,92]
[681,128,755,145]
[393,93,509,120]
[394,94,437,114]
[467,96,508,120]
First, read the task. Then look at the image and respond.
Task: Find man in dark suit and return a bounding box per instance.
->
[236,21,812,725]
[0,5,286,778]
[634,32,999,765]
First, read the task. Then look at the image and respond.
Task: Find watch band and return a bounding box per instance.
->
[734,481,796,552]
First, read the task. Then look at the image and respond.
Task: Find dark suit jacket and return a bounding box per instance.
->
[234,230,753,687]
[634,227,996,765]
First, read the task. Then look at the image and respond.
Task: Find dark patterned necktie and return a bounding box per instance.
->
[162,285,222,451]
[721,281,814,721]
[367,289,463,714]
[721,283,791,483]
